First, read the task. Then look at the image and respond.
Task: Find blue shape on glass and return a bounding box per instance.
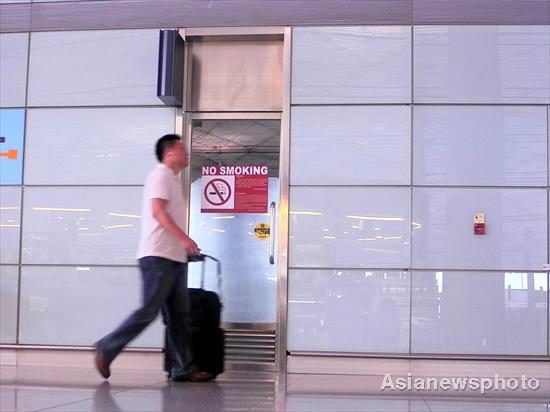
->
[0,109,25,185]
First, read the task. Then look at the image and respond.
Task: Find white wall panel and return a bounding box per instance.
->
[414,106,548,186]
[28,30,160,106]
[412,188,547,270]
[22,187,142,265]
[289,187,411,269]
[25,108,174,185]
[0,266,19,344]
[411,271,548,355]
[0,186,21,264]
[414,26,550,103]
[291,106,411,185]
[19,265,163,347]
[288,269,410,353]
[292,26,412,104]
[0,33,28,107]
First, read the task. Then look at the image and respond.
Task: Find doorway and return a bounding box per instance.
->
[187,117,281,366]
[179,26,290,371]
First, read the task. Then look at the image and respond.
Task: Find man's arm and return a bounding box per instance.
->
[151,198,200,256]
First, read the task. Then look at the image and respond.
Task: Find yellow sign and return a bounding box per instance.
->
[254,223,270,240]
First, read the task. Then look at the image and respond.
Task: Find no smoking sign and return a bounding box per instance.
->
[200,165,268,213]
[201,175,235,211]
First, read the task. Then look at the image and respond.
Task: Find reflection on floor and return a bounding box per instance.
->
[1,361,549,412]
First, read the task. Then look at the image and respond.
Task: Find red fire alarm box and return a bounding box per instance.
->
[474,213,485,235]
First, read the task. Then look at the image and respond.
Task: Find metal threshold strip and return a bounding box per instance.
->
[289,351,550,361]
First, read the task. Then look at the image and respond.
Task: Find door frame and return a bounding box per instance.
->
[175,26,292,374]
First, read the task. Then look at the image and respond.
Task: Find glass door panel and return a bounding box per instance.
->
[188,119,280,325]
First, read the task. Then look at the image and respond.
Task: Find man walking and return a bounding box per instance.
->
[95,134,212,382]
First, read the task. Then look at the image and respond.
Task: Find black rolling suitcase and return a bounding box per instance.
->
[164,254,225,378]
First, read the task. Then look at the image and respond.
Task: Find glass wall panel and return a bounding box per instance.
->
[414,26,550,104]
[289,187,411,268]
[413,106,548,186]
[28,30,161,106]
[0,33,28,107]
[288,269,410,353]
[0,109,25,185]
[25,108,174,185]
[291,106,411,185]
[412,188,547,270]
[22,187,142,265]
[19,265,162,347]
[0,266,19,343]
[411,271,548,355]
[0,186,21,264]
[292,26,412,104]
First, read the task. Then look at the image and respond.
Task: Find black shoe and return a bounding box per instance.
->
[171,371,214,382]
[95,350,111,379]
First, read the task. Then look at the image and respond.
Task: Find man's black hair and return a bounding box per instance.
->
[155,134,181,162]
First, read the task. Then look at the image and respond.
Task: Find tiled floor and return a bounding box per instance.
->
[1,361,549,411]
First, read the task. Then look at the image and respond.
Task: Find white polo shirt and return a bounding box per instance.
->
[136,163,187,263]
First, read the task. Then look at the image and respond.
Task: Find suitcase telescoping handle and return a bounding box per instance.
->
[189,254,222,300]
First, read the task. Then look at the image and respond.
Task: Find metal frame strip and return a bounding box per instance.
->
[288,351,550,361]
[275,26,292,375]
[190,112,281,120]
